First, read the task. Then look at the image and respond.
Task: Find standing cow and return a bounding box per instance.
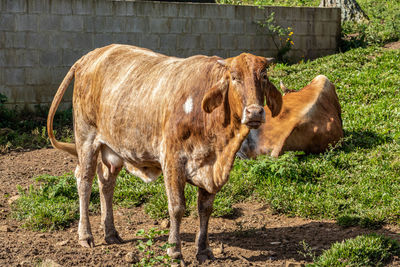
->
[47,44,282,263]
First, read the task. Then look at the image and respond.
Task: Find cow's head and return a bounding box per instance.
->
[202,53,282,129]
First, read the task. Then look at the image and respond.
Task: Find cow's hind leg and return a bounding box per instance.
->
[75,140,100,248]
[195,188,216,263]
[97,161,123,244]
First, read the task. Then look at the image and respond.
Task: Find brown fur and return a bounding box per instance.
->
[238,75,343,158]
[47,44,281,262]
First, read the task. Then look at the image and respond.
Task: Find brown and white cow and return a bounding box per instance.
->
[238,75,343,159]
[47,44,282,263]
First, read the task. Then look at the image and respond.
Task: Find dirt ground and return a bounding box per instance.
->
[0,149,399,266]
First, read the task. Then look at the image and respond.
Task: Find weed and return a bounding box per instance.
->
[256,12,295,62]
[134,228,179,267]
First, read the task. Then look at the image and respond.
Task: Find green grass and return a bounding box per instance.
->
[0,100,74,153]
[12,46,400,231]
[310,234,400,266]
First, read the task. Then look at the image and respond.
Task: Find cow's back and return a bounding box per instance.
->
[72,44,223,164]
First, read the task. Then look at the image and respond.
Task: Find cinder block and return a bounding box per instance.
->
[0,51,6,67]
[227,19,245,34]
[114,1,127,16]
[293,20,313,36]
[178,4,201,18]
[139,34,160,51]
[234,5,253,21]
[39,48,62,67]
[62,48,82,66]
[160,34,177,50]
[39,15,61,31]
[51,67,70,84]
[149,18,170,34]
[50,0,72,15]
[177,34,200,50]
[93,16,106,32]
[220,35,236,50]
[209,19,229,33]
[84,17,95,33]
[6,68,25,85]
[126,1,135,16]
[126,17,149,33]
[95,0,113,16]
[16,49,38,67]
[202,4,234,19]
[104,17,125,33]
[61,15,84,32]
[191,19,210,34]
[28,0,50,14]
[112,33,129,45]
[170,18,191,33]
[253,35,275,50]
[210,49,227,58]
[327,21,340,36]
[50,32,93,50]
[26,32,50,49]
[6,0,26,13]
[94,33,114,48]
[26,68,52,85]
[237,36,254,49]
[160,3,179,17]
[72,0,93,15]
[201,34,219,50]
[0,14,15,31]
[5,32,26,48]
[125,33,140,46]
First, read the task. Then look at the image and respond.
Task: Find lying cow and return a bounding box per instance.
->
[47,44,282,263]
[238,75,343,158]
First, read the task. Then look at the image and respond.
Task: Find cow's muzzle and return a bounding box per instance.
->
[241,104,265,129]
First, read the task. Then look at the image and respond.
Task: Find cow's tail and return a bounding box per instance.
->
[47,63,78,157]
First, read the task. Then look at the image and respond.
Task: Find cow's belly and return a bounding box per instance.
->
[100,141,162,183]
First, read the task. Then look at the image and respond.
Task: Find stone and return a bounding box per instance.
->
[213,243,224,255]
[124,252,138,264]
[7,195,20,205]
[56,240,69,246]
[285,262,305,267]
[0,225,11,232]
[160,220,170,229]
[41,259,62,267]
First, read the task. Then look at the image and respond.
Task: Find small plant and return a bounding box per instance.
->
[298,240,316,261]
[135,228,178,267]
[257,11,295,62]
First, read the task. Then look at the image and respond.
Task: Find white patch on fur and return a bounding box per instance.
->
[183,97,193,114]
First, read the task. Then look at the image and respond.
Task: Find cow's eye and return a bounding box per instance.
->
[261,72,268,81]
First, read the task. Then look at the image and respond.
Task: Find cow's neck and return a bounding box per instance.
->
[208,114,250,193]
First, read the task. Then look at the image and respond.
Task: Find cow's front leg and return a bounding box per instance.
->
[195,188,216,263]
[97,162,123,244]
[164,170,186,262]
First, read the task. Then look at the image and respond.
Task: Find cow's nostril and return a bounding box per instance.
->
[246,108,251,115]
[258,108,263,115]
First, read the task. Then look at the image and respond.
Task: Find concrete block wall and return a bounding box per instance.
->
[0,0,341,109]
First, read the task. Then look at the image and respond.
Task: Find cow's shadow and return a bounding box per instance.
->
[341,130,393,152]
[126,221,400,263]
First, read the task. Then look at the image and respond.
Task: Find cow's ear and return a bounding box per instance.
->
[202,77,228,113]
[265,82,283,117]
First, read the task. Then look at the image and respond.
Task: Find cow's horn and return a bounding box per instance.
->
[217,59,226,66]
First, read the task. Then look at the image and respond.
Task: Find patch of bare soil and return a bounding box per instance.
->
[384,41,400,50]
[0,149,399,266]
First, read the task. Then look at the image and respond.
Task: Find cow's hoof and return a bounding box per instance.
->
[196,248,215,263]
[79,237,95,248]
[167,247,182,259]
[105,232,123,244]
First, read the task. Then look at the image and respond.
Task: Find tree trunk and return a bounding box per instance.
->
[320,0,369,22]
